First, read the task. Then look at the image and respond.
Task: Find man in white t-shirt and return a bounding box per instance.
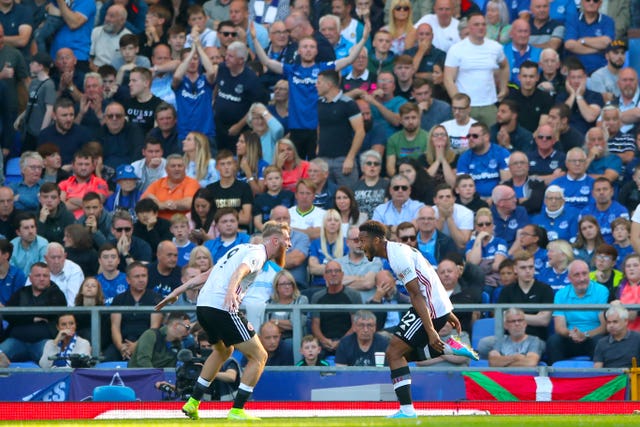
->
[413,0,460,52]
[440,93,477,153]
[289,179,326,241]
[432,184,473,249]
[443,12,509,127]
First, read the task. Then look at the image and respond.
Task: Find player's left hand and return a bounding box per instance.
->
[447,312,462,335]
[224,293,241,312]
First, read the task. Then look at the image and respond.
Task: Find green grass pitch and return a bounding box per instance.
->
[2,416,640,427]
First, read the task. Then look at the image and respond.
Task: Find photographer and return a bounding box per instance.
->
[159,331,242,401]
[39,313,92,368]
[128,312,191,368]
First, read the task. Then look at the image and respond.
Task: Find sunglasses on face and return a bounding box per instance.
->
[467,133,482,139]
[392,185,409,191]
[476,222,492,227]
[536,135,554,140]
[365,161,381,167]
[221,31,238,37]
[394,5,410,11]
[115,227,132,232]
[400,235,416,242]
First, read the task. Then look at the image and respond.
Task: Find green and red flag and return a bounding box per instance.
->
[463,371,627,401]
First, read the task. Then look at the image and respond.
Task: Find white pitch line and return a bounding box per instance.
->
[94,409,490,419]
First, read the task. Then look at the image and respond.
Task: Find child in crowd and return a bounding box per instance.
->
[589,244,623,302]
[252,166,295,231]
[115,34,151,85]
[295,335,330,366]
[168,24,188,60]
[491,259,516,303]
[611,218,634,270]
[171,214,196,267]
[96,244,129,305]
[105,165,142,219]
[454,174,488,213]
[184,5,217,48]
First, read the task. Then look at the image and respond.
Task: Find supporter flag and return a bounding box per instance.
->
[463,371,627,401]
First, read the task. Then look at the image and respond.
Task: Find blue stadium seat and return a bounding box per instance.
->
[94,361,127,369]
[4,158,21,185]
[92,385,136,402]
[325,355,335,366]
[471,318,495,350]
[551,360,593,368]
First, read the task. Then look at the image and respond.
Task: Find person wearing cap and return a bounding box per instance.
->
[13,52,56,152]
[105,165,142,219]
[587,40,627,103]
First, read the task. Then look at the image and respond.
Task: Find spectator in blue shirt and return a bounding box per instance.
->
[531,185,579,242]
[579,177,629,243]
[546,259,608,364]
[203,208,250,263]
[0,239,27,306]
[10,152,44,213]
[563,0,615,74]
[584,127,622,184]
[490,185,530,247]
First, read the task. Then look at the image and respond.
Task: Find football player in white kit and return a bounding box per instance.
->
[358,220,478,419]
[155,221,291,421]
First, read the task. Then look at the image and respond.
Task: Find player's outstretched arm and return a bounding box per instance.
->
[154,268,212,310]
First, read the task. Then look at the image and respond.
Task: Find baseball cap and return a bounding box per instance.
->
[31,52,54,69]
[115,165,140,181]
[606,40,627,52]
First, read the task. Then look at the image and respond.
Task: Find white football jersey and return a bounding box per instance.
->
[197,244,267,311]
[386,241,453,318]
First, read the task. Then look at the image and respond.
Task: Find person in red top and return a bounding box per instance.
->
[141,154,200,220]
[59,150,109,219]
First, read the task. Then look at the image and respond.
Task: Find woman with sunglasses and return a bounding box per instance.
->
[465,208,507,291]
[266,270,308,341]
[353,150,389,219]
[382,0,416,54]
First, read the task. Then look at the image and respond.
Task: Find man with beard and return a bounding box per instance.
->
[358,220,476,419]
[89,4,131,70]
[385,103,428,177]
[612,68,640,134]
[355,99,386,154]
[506,60,553,133]
[155,221,291,421]
[489,99,534,153]
[587,40,627,104]
[337,226,382,302]
[37,98,92,166]
[456,122,511,200]
[59,150,109,219]
[316,70,364,188]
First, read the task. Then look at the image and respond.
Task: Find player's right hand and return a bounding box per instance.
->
[154,296,178,311]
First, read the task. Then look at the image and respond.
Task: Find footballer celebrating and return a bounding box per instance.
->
[358,220,478,419]
[155,221,291,420]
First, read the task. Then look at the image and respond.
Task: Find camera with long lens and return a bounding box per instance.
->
[48,354,99,368]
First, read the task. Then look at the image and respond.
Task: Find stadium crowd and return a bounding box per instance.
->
[1,0,640,376]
